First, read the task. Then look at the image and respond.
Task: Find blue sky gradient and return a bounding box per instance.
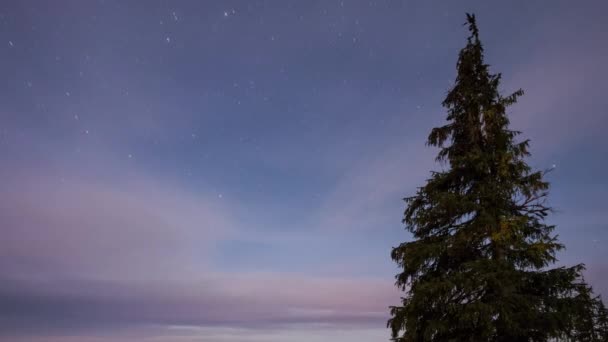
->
[1,1,607,341]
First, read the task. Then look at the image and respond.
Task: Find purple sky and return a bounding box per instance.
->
[1,1,607,341]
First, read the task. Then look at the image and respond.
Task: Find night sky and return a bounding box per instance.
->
[1,1,607,341]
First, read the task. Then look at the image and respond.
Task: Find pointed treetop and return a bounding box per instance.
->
[465,13,479,42]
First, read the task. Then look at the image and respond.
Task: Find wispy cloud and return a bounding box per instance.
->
[504,11,608,153]
[0,270,397,335]
[0,174,236,283]
[1,326,390,342]
[0,156,397,337]
[315,140,435,232]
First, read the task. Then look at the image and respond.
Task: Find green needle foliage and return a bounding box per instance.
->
[388,14,607,342]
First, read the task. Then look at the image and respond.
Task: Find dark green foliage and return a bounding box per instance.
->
[567,291,608,341]
[388,14,606,342]
[596,299,608,340]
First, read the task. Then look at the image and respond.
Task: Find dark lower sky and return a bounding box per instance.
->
[1,1,607,341]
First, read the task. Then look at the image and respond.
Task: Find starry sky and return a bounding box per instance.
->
[1,1,607,341]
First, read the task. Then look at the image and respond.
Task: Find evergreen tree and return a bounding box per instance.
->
[568,285,602,341]
[561,289,608,341]
[388,14,605,342]
[595,298,608,340]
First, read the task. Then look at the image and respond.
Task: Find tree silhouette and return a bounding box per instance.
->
[388,13,606,342]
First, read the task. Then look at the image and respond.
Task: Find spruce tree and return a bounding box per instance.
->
[388,14,605,342]
[595,299,608,340]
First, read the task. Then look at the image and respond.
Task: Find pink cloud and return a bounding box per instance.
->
[1,326,390,342]
[0,163,398,335]
[0,174,237,283]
